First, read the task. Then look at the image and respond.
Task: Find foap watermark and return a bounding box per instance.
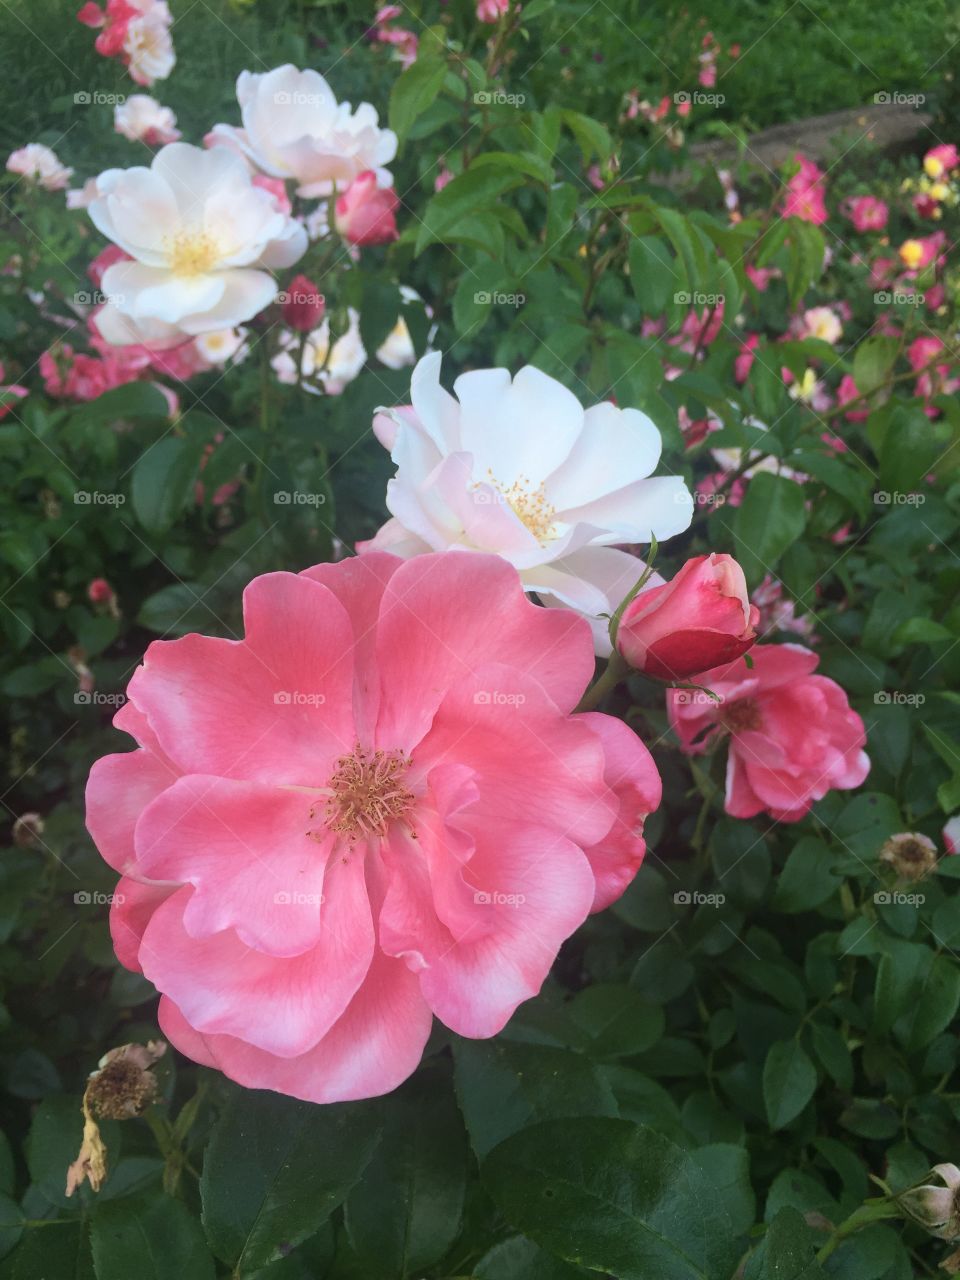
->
[874,691,926,707]
[73,289,126,307]
[874,91,926,106]
[474,690,526,707]
[74,90,126,106]
[874,890,925,907]
[674,291,725,306]
[75,691,126,708]
[473,90,526,107]
[274,90,329,107]
[277,288,325,308]
[874,290,925,306]
[274,690,326,707]
[274,891,325,906]
[672,689,721,708]
[74,490,126,507]
[874,490,925,506]
[474,290,525,308]
[674,890,726,907]
[674,90,726,107]
[74,890,125,905]
[688,490,726,507]
[274,491,326,506]
[474,890,526,907]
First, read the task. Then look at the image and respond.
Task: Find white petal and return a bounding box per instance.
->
[547,403,663,510]
[559,475,694,544]
[177,269,277,334]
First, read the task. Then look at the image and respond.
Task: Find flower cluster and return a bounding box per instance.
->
[77,0,175,86]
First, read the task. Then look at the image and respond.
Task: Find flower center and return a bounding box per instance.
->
[313,745,414,842]
[168,229,221,277]
[489,471,558,543]
[721,696,762,735]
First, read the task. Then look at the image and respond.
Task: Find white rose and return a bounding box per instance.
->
[89,142,307,343]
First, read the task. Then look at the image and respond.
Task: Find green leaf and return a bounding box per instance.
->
[483,1117,737,1280]
[852,336,899,395]
[91,1193,215,1280]
[761,1206,825,1278]
[763,1041,817,1130]
[694,1144,755,1236]
[388,54,447,141]
[733,472,807,586]
[454,1039,618,1159]
[70,382,171,430]
[11,1219,94,1280]
[415,166,525,253]
[475,1236,589,1279]
[568,984,665,1059]
[200,1092,380,1275]
[344,1069,467,1278]
[131,435,208,535]
[628,236,678,315]
[772,839,841,913]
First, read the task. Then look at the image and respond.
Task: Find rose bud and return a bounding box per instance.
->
[334,171,399,246]
[87,577,114,606]
[617,553,760,681]
[897,1164,960,1240]
[281,273,325,332]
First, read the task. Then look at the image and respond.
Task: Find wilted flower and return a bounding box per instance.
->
[896,1164,960,1240]
[879,832,937,881]
[12,812,44,848]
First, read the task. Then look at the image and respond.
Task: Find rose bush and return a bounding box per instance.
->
[1,1,960,1278]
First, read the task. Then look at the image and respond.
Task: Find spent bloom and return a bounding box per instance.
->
[208,65,397,198]
[879,832,938,881]
[668,644,869,822]
[362,352,693,654]
[88,143,307,344]
[85,552,661,1103]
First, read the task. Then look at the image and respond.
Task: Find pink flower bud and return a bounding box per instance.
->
[334,172,399,246]
[281,274,325,332]
[87,578,115,605]
[617,553,760,681]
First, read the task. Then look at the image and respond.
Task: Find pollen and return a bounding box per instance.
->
[314,745,414,842]
[721,697,762,735]
[168,229,221,277]
[489,471,558,544]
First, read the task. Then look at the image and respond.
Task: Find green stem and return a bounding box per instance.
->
[815,1201,900,1262]
[575,652,630,713]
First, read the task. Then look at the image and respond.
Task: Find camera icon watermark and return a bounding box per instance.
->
[674,90,725,107]
[874,691,925,707]
[473,690,526,707]
[874,91,925,106]
[474,890,526,907]
[873,490,925,506]
[74,691,126,707]
[273,690,326,707]
[674,291,724,306]
[873,290,924,306]
[473,90,526,107]
[74,91,126,106]
[74,490,126,506]
[673,890,726,906]
[273,491,326,506]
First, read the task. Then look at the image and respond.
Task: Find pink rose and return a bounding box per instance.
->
[477,0,509,21]
[618,553,760,681]
[0,362,28,420]
[836,374,868,422]
[668,644,869,822]
[334,171,399,246]
[782,153,827,224]
[842,195,888,232]
[735,333,759,383]
[282,273,325,332]
[85,552,661,1103]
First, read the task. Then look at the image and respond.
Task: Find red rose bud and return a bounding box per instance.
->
[87,577,114,605]
[282,275,325,332]
[334,172,399,246]
[617,553,760,680]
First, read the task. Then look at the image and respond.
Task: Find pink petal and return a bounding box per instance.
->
[374,552,595,749]
[134,776,333,957]
[128,573,356,785]
[158,947,433,1103]
[86,748,178,874]
[110,877,176,973]
[140,868,374,1057]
